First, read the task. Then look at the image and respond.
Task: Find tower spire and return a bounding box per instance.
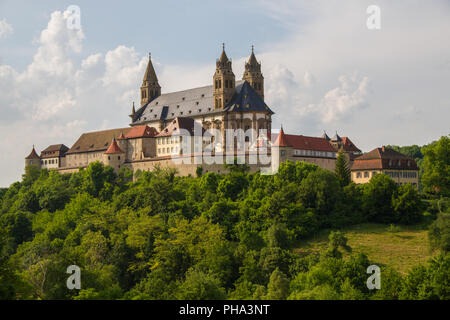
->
[243,46,264,100]
[140,52,161,106]
[214,43,235,110]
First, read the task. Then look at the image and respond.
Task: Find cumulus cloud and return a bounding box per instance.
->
[0,10,147,186]
[0,19,13,39]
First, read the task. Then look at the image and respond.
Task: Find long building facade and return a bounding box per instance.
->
[25,46,371,179]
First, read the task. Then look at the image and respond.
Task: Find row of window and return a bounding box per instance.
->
[385,171,417,178]
[158,147,179,154]
[294,149,336,158]
[355,171,417,179]
[41,158,58,165]
[214,79,234,89]
[158,136,181,145]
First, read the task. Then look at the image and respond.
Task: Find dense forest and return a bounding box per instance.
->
[0,136,449,300]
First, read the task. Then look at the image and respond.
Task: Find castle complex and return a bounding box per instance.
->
[24,46,419,187]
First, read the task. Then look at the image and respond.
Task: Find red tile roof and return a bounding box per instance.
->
[125,125,158,139]
[273,128,290,147]
[25,146,40,159]
[104,139,124,154]
[351,146,418,170]
[286,134,336,152]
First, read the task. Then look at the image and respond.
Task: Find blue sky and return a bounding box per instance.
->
[0,0,292,69]
[0,0,449,186]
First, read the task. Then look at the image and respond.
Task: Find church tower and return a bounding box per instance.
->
[242,46,264,100]
[213,44,235,110]
[140,53,161,107]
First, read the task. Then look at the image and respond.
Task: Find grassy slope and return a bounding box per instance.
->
[294,223,436,274]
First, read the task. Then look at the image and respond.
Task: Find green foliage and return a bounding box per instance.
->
[266,268,289,299]
[0,158,448,300]
[335,150,351,187]
[421,136,450,196]
[363,174,398,223]
[428,213,450,254]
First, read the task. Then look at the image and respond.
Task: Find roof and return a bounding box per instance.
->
[131,80,274,125]
[224,81,273,114]
[351,147,419,170]
[156,117,205,137]
[104,138,124,154]
[341,137,361,153]
[25,147,40,159]
[331,132,342,142]
[273,128,290,147]
[143,55,158,84]
[271,132,337,152]
[124,125,158,139]
[67,127,133,154]
[40,144,69,159]
[322,131,330,141]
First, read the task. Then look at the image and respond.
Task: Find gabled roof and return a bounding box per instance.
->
[273,128,290,147]
[156,117,205,137]
[124,125,158,139]
[104,138,124,154]
[356,146,410,160]
[224,81,274,114]
[25,146,40,159]
[40,144,69,159]
[351,146,418,170]
[67,127,132,154]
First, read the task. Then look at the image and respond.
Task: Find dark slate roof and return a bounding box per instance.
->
[224,81,274,114]
[131,80,273,125]
[40,144,69,159]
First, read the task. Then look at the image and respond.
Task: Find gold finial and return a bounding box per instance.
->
[222,43,225,51]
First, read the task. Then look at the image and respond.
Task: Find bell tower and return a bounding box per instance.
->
[140,53,161,106]
[213,43,235,110]
[242,45,264,100]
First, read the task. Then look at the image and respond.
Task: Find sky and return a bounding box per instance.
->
[0,0,449,187]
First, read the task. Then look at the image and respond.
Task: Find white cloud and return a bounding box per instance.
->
[0,19,13,39]
[0,10,147,186]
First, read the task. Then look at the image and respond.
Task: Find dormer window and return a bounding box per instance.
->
[156,102,159,105]
[201,94,205,98]
[182,97,185,101]
[196,102,199,105]
[177,105,180,108]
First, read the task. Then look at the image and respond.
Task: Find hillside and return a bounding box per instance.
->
[295,223,435,274]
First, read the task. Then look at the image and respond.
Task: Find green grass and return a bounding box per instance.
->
[294,223,437,274]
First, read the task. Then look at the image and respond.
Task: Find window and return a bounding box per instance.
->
[372,171,377,177]
[118,156,120,160]
[281,150,286,156]
[356,172,362,178]
[364,171,369,178]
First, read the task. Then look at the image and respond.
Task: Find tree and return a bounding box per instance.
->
[266,268,289,300]
[175,268,226,300]
[362,174,398,223]
[428,213,450,254]
[392,184,424,224]
[335,149,351,187]
[421,136,450,196]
